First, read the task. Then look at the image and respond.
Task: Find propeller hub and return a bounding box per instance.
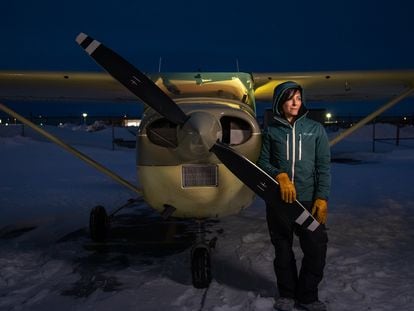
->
[177,111,222,161]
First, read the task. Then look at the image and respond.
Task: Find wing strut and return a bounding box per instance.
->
[0,102,142,195]
[329,87,414,146]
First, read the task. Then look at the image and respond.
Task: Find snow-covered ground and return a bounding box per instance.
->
[1,123,413,310]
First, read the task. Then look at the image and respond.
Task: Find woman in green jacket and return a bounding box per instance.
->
[257,81,330,311]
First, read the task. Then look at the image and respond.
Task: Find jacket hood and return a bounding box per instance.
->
[272,81,307,119]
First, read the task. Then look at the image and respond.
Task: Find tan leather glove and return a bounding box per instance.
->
[312,198,328,224]
[275,172,296,203]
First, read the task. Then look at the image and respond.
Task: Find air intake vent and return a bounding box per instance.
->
[182,165,218,188]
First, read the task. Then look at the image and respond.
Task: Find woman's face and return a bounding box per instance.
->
[282,89,302,122]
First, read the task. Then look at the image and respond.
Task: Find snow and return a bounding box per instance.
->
[1,123,414,310]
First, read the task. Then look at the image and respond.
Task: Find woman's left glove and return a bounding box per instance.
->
[311,198,328,224]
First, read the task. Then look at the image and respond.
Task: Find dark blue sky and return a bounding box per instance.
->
[1,0,414,117]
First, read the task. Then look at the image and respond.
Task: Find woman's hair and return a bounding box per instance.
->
[279,87,301,104]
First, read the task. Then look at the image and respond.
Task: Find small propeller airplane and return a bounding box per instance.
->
[1,33,414,288]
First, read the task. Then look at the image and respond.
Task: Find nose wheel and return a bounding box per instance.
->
[191,221,217,288]
[191,244,212,288]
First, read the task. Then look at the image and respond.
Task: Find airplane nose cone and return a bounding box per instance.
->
[177,111,222,160]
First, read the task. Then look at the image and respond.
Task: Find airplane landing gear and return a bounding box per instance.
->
[191,244,211,288]
[89,198,141,242]
[191,221,216,288]
[89,205,109,242]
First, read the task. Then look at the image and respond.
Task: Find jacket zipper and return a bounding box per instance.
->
[291,123,296,183]
[286,134,289,161]
[299,133,302,161]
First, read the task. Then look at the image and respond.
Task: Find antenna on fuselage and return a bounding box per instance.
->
[158,56,162,72]
[236,58,240,72]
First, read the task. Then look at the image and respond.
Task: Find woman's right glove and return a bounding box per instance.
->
[275,172,296,203]
[311,198,328,224]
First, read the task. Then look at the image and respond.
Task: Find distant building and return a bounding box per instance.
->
[123,119,141,127]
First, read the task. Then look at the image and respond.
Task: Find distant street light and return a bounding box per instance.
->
[82,112,88,125]
[326,112,332,123]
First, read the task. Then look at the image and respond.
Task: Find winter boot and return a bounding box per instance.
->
[296,300,327,311]
[273,297,295,311]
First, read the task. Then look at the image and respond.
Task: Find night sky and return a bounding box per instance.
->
[1,0,414,117]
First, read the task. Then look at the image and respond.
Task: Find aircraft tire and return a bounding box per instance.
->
[191,246,212,288]
[89,205,109,242]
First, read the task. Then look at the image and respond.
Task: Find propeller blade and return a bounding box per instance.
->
[210,142,278,202]
[75,33,188,126]
[210,142,320,231]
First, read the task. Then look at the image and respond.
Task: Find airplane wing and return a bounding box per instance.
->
[252,70,414,102]
[0,71,254,105]
[2,70,414,104]
[0,71,136,102]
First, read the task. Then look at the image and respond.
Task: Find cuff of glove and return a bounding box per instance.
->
[314,198,328,206]
[275,172,290,183]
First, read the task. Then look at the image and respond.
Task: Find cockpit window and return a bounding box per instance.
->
[220,116,252,145]
[146,118,178,148]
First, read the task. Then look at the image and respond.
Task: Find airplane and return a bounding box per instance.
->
[1,32,414,288]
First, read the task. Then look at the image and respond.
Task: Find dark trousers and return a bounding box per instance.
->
[266,201,328,304]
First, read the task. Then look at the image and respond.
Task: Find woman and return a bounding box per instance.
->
[257,81,331,311]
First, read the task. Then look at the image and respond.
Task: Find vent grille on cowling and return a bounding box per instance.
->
[182,165,218,187]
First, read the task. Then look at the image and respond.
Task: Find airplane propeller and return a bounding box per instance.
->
[76,33,223,159]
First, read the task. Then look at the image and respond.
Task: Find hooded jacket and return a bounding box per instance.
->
[257,81,331,201]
